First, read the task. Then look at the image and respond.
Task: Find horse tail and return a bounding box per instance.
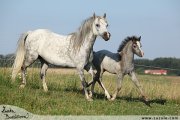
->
[11,32,30,81]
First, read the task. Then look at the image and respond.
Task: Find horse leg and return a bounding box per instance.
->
[88,70,102,99]
[129,71,148,101]
[20,52,38,88]
[111,74,123,101]
[77,69,92,101]
[89,79,96,98]
[40,59,49,92]
[19,66,27,88]
[84,63,94,87]
[87,66,96,98]
[88,71,99,98]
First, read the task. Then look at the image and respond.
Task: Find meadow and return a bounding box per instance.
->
[0,67,179,115]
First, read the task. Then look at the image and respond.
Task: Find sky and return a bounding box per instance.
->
[0,0,180,59]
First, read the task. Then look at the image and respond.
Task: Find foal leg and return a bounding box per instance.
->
[88,71,99,98]
[40,62,49,92]
[77,69,92,101]
[97,71,111,100]
[129,71,148,101]
[111,74,123,101]
[89,68,111,100]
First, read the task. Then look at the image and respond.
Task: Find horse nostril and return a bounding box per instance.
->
[102,32,110,41]
[141,51,144,57]
[103,32,111,38]
[103,32,107,36]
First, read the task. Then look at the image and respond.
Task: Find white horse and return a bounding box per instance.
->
[88,36,148,101]
[12,13,110,101]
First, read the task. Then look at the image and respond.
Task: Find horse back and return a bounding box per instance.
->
[24,29,74,66]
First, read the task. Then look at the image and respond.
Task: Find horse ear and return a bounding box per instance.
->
[139,36,141,41]
[93,13,96,19]
[103,13,106,18]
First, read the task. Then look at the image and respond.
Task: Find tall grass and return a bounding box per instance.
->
[0,67,179,115]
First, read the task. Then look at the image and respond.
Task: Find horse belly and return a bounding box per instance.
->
[49,58,75,67]
[39,39,75,67]
[41,52,75,67]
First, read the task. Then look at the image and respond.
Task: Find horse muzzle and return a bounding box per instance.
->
[102,32,111,41]
[140,51,144,57]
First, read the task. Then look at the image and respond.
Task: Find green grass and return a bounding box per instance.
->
[0,68,179,115]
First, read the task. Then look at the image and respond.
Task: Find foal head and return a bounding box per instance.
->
[92,13,111,41]
[131,36,144,57]
[117,36,144,57]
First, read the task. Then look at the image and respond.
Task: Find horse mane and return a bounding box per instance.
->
[117,36,140,52]
[70,16,101,51]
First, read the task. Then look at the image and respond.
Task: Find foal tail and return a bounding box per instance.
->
[11,32,29,81]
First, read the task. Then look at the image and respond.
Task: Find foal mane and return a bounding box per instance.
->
[70,16,101,51]
[117,36,140,52]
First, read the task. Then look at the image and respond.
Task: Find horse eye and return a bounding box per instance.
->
[96,24,100,27]
[133,44,136,48]
[106,24,108,27]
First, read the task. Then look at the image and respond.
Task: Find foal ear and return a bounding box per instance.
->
[103,13,106,18]
[93,13,96,19]
[139,36,141,41]
[132,39,136,43]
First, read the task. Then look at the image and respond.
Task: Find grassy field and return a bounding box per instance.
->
[0,67,180,115]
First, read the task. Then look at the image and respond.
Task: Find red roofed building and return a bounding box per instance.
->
[144,70,167,75]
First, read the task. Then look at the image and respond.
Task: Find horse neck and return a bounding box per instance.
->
[80,31,96,53]
[121,42,134,71]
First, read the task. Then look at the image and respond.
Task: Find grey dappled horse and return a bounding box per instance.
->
[88,36,148,101]
[12,13,110,101]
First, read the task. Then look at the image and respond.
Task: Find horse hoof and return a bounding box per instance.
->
[107,97,112,101]
[19,84,25,89]
[89,94,93,98]
[87,97,93,102]
[110,97,115,101]
[144,98,149,102]
[106,95,111,100]
[43,85,48,92]
[89,91,93,98]
[142,96,148,102]
[107,98,111,101]
[43,88,48,92]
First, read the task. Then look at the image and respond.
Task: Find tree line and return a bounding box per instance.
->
[134,57,180,76]
[0,54,180,76]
